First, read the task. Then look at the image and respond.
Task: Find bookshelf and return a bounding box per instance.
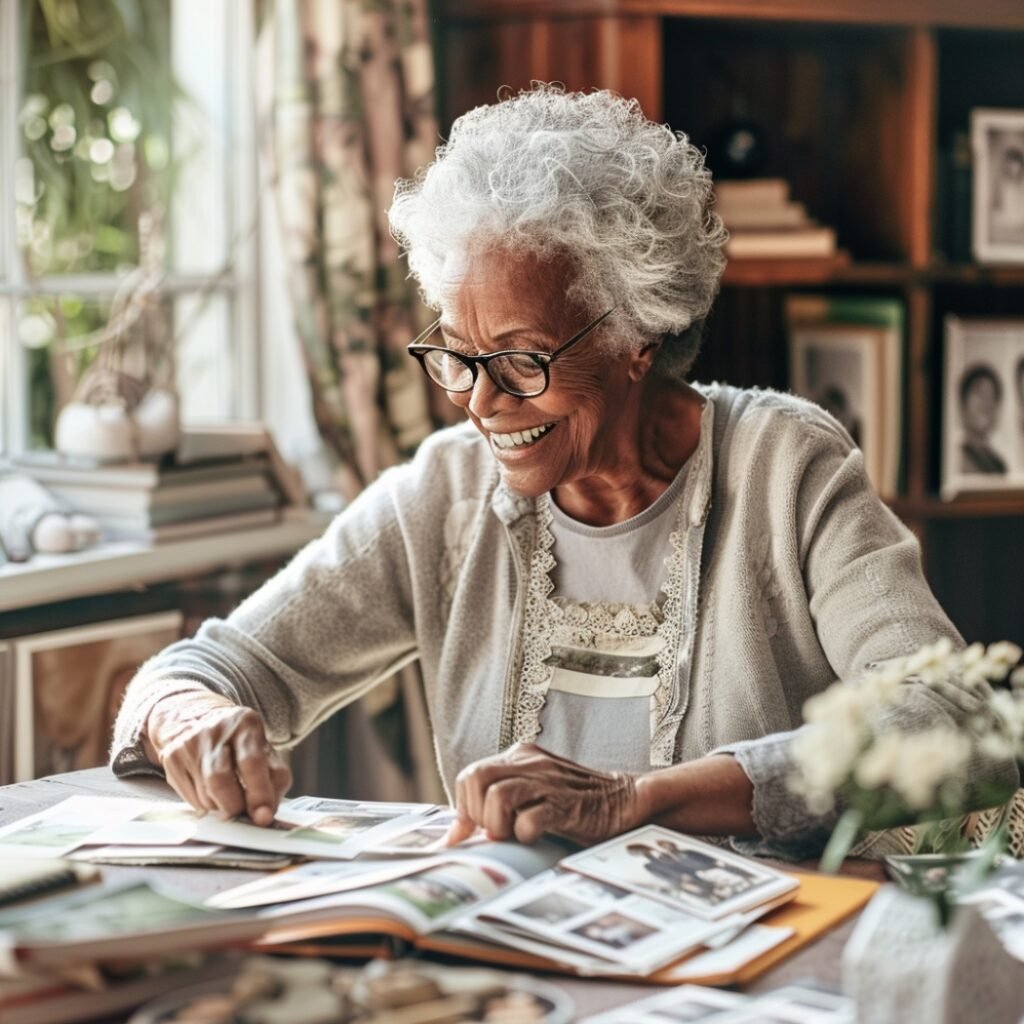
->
[436,1,1024,643]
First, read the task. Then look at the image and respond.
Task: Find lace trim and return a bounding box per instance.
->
[650,525,688,763]
[510,494,692,757]
[510,499,558,744]
[549,596,664,647]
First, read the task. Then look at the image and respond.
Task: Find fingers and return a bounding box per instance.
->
[443,814,477,848]
[153,702,283,825]
[161,752,207,815]
[481,778,539,840]
[232,721,281,825]
[200,735,247,820]
[513,802,553,845]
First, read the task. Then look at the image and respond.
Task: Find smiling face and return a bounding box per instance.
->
[438,247,641,498]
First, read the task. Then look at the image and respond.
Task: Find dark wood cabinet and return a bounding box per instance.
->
[436,1,1024,642]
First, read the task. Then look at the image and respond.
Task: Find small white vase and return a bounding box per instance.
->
[842,884,1024,1023]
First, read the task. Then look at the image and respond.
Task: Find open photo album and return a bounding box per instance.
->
[0,795,876,984]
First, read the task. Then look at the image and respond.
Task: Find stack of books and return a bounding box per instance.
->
[15,423,306,544]
[715,179,839,259]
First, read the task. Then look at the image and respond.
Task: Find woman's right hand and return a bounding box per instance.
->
[141,691,291,825]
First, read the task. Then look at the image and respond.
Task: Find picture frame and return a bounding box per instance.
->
[788,323,894,495]
[12,611,183,782]
[971,108,1024,264]
[941,316,1024,498]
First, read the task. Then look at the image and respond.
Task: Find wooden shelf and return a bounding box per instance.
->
[0,510,328,614]
[439,0,1024,30]
[890,496,1024,520]
[721,260,1024,288]
[722,258,904,288]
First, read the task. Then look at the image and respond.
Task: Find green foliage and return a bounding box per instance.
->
[20,0,175,275]
[18,0,175,444]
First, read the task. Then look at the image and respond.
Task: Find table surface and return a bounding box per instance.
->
[0,768,885,1019]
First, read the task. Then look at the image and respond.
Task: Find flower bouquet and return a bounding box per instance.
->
[788,638,1024,883]
[790,639,1024,1024]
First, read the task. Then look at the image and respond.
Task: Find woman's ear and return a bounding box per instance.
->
[627,340,662,382]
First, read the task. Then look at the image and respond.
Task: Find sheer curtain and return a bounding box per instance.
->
[256,0,450,803]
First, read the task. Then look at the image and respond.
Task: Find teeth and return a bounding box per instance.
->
[491,423,554,450]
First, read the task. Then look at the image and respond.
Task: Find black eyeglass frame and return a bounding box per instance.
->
[406,306,616,398]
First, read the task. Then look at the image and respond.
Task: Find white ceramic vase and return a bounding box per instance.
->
[842,884,1024,1024]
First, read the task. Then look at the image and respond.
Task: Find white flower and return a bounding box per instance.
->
[853,729,971,811]
[987,641,1023,668]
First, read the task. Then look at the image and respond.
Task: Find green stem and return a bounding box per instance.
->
[820,807,864,874]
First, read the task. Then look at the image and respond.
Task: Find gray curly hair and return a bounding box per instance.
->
[388,84,727,379]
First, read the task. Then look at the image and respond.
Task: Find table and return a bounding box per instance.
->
[0,768,884,1019]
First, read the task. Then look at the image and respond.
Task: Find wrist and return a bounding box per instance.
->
[143,689,233,754]
[633,767,678,826]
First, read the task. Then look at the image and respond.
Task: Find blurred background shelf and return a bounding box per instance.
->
[436,0,1024,645]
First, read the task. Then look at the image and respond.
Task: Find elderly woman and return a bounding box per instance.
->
[112,87,1017,858]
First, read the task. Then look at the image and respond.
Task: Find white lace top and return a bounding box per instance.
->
[535,464,690,773]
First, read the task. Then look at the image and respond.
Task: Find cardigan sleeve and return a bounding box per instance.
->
[109,466,420,777]
[715,432,1020,859]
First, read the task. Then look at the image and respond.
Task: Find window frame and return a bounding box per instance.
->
[0,0,261,457]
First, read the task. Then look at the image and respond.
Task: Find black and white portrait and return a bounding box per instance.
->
[788,324,885,492]
[972,109,1024,263]
[942,316,1024,497]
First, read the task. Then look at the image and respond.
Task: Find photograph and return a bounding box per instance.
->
[583,985,746,1023]
[941,317,1024,497]
[788,323,890,495]
[972,108,1024,263]
[511,890,594,926]
[11,612,183,782]
[570,911,657,950]
[562,826,796,919]
[376,862,508,924]
[283,812,397,845]
[0,818,97,851]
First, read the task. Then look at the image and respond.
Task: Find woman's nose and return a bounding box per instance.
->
[453,369,518,419]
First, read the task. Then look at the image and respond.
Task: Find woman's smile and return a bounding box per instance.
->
[488,421,557,454]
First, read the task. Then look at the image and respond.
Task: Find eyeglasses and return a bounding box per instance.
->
[407,307,616,399]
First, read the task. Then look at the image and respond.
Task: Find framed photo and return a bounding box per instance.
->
[972,108,1024,264]
[12,611,182,782]
[941,316,1024,498]
[789,324,891,493]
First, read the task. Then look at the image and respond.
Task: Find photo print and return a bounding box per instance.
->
[476,866,727,973]
[941,316,1024,496]
[561,826,796,919]
[972,108,1024,263]
[788,323,893,495]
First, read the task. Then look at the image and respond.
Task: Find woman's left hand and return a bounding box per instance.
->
[445,742,642,846]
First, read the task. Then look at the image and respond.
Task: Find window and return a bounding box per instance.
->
[0,0,259,457]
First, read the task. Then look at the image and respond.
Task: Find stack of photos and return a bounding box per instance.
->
[470,868,733,974]
[457,827,799,974]
[580,983,855,1024]
[0,794,462,864]
[941,316,1024,496]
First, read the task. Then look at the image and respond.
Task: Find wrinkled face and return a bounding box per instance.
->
[438,247,632,497]
[962,376,1000,435]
